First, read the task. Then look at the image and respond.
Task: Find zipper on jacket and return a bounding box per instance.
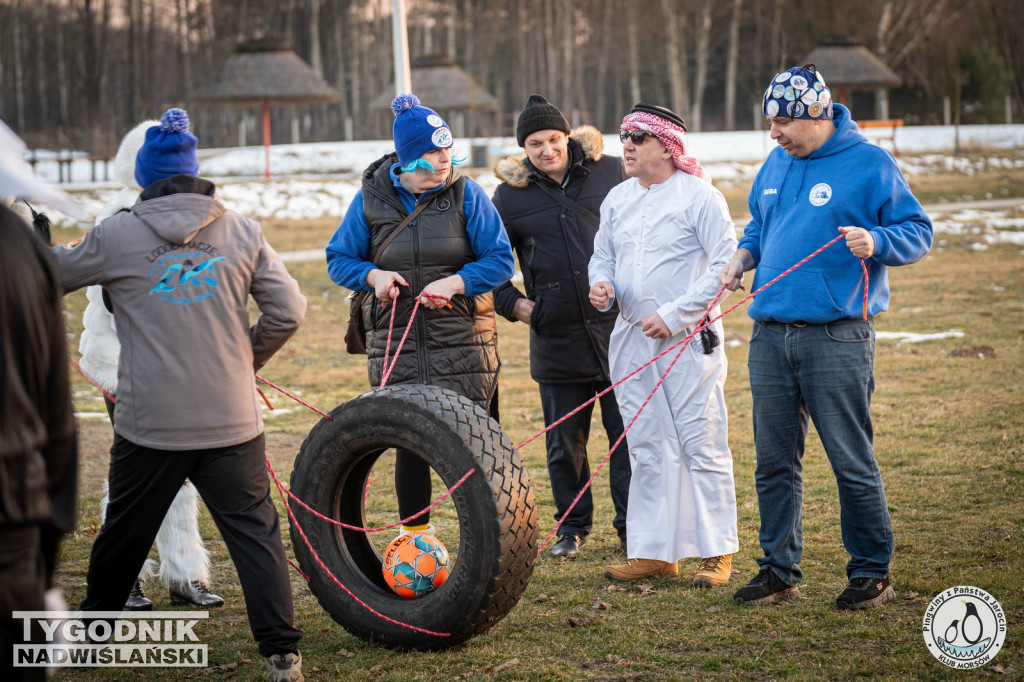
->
[411,196,430,384]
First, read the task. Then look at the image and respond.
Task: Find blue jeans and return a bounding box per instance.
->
[539,382,631,540]
[748,319,892,585]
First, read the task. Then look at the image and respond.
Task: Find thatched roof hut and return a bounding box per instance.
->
[369,56,499,138]
[802,38,902,105]
[194,38,341,106]
[194,38,341,177]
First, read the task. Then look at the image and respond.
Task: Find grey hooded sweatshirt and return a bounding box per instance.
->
[53,177,306,450]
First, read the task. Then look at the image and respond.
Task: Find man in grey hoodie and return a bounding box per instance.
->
[52,108,307,682]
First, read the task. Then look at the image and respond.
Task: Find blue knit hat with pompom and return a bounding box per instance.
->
[391,94,453,166]
[134,108,199,188]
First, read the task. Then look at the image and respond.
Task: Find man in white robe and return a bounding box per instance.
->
[589,103,739,587]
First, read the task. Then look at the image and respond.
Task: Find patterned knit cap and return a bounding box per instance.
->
[762,65,833,120]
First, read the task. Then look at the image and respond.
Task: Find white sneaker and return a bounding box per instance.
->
[265,651,303,682]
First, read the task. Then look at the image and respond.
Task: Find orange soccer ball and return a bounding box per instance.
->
[382,532,450,598]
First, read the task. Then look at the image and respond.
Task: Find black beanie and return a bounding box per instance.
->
[516,94,571,146]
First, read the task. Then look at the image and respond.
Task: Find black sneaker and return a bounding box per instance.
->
[836,575,895,610]
[733,568,800,606]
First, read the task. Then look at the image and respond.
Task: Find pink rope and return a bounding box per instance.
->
[859,258,869,320]
[279,464,475,533]
[68,356,116,404]
[266,456,449,637]
[379,291,451,388]
[519,233,851,453]
[535,287,729,552]
[70,235,866,635]
[287,558,310,583]
[534,233,865,547]
[381,286,400,373]
[255,374,332,420]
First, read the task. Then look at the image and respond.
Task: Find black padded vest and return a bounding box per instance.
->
[359,153,499,409]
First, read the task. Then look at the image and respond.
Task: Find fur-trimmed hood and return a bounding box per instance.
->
[113,119,160,191]
[494,125,604,188]
[80,118,164,394]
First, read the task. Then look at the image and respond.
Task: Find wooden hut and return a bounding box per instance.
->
[803,38,902,119]
[369,56,499,140]
[194,38,341,178]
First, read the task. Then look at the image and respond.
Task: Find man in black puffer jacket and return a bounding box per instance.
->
[492,95,630,560]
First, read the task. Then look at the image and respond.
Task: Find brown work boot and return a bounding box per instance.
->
[693,554,733,588]
[604,558,679,581]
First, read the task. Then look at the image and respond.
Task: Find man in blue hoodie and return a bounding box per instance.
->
[719,65,932,610]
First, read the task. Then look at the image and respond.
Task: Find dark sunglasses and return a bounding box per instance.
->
[619,130,656,145]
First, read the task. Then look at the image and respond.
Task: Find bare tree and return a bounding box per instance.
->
[877,0,960,71]
[988,0,1024,117]
[309,0,323,78]
[660,0,690,119]
[175,0,194,104]
[12,0,25,129]
[690,0,712,131]
[594,0,614,129]
[626,5,640,105]
[724,0,743,130]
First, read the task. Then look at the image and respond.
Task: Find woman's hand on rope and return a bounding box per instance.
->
[589,281,614,310]
[839,226,875,259]
[641,312,671,339]
[420,275,465,309]
[366,269,407,302]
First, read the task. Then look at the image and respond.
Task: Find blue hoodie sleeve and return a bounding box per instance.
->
[866,164,933,266]
[738,180,765,266]
[457,180,515,296]
[325,191,374,291]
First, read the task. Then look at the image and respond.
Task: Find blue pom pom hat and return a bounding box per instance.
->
[390,93,453,166]
[134,107,200,189]
[762,65,833,121]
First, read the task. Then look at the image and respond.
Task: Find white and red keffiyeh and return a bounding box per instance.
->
[621,111,707,182]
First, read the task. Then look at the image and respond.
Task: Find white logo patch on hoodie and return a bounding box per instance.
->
[809,183,832,207]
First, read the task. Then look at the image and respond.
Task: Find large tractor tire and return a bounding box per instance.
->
[289,384,538,650]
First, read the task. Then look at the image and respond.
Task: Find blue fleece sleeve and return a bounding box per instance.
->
[458,180,515,296]
[867,163,933,266]
[325,191,374,291]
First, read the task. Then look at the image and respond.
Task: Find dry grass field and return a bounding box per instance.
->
[48,161,1023,680]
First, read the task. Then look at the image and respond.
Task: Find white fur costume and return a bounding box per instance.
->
[85,120,211,588]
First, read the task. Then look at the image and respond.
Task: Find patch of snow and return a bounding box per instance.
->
[280,249,326,263]
[875,330,965,344]
[25,124,1024,231]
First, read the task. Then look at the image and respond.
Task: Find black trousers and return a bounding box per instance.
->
[540,381,631,540]
[80,433,301,657]
[0,525,47,681]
